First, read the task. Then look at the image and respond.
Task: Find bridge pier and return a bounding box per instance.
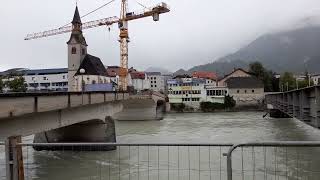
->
[316,87,320,127]
[33,117,116,151]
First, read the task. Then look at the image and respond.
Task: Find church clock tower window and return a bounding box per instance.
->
[72,47,77,54]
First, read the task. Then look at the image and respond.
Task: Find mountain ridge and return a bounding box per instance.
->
[187,25,320,76]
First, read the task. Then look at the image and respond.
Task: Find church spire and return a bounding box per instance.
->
[72,6,82,25]
[67,5,87,46]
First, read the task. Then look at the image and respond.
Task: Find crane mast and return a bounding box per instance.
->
[119,0,129,91]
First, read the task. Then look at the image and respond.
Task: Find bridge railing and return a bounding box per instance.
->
[0,91,129,119]
[2,142,320,180]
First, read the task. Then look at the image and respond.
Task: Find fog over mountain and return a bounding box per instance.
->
[188,25,320,75]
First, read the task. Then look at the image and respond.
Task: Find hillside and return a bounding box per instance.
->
[188,26,320,75]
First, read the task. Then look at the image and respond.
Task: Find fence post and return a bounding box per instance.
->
[226,153,232,180]
[5,136,24,180]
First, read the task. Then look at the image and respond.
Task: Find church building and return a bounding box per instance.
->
[67,6,109,92]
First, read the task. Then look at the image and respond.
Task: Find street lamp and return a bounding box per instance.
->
[80,68,86,104]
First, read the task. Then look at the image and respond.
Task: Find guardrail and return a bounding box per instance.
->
[224,141,320,180]
[2,142,320,180]
[2,143,233,180]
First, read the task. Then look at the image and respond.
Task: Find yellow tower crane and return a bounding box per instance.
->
[24,1,170,91]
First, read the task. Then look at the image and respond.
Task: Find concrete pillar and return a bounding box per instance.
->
[288,93,293,116]
[33,117,117,151]
[300,90,310,122]
[292,91,299,118]
[315,87,320,128]
[5,136,24,180]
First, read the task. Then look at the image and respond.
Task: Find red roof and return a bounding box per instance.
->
[106,66,120,77]
[130,72,146,79]
[192,71,217,80]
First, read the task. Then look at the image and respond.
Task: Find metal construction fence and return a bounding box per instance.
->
[1,142,320,180]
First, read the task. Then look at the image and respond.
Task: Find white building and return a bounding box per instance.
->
[0,68,69,92]
[130,72,150,92]
[146,72,165,93]
[24,68,68,91]
[311,74,320,85]
[167,77,228,109]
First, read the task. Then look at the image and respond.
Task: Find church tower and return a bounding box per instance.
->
[67,6,88,91]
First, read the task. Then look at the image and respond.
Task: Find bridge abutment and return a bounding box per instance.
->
[112,99,166,121]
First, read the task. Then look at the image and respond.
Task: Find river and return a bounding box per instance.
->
[1,112,320,180]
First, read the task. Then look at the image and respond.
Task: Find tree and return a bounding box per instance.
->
[280,72,296,91]
[0,78,3,93]
[249,62,265,79]
[249,61,276,92]
[6,76,27,92]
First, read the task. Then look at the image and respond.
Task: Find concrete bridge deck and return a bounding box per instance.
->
[265,85,320,128]
[0,91,166,141]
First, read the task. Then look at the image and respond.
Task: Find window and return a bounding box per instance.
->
[71,47,76,54]
[62,75,65,79]
[252,90,255,93]
[237,90,240,93]
[245,90,247,94]
[154,81,157,84]
[154,77,157,80]
[155,85,157,87]
[151,85,153,87]
[43,77,47,80]
[92,80,96,84]
[82,48,86,55]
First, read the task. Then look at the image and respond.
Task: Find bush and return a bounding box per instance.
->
[200,102,225,112]
[224,95,236,108]
[200,95,236,112]
[171,103,185,112]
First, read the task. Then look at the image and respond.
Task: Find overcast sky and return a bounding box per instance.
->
[1,0,320,72]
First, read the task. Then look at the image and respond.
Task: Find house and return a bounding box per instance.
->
[167,77,228,109]
[218,68,251,86]
[1,68,69,92]
[130,71,150,92]
[192,71,217,80]
[225,77,264,107]
[24,68,68,91]
[146,72,166,93]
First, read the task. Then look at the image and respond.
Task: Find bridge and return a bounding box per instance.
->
[0,91,166,143]
[265,85,320,128]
